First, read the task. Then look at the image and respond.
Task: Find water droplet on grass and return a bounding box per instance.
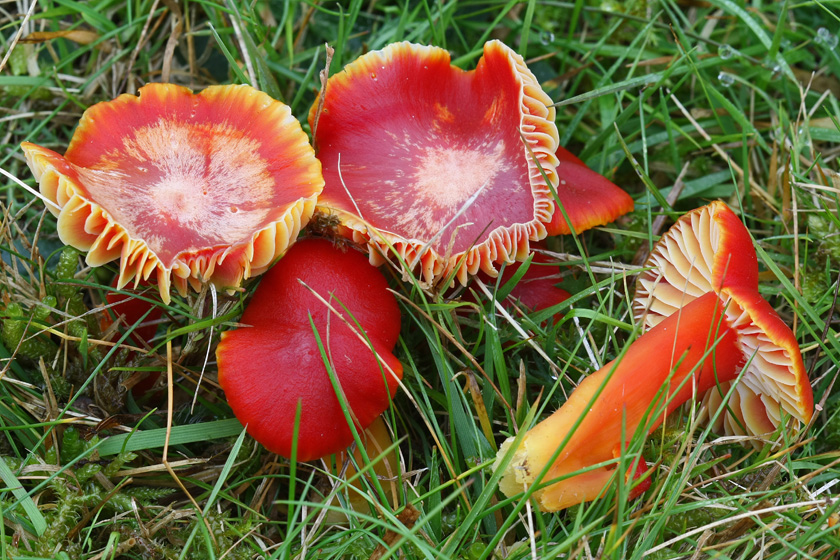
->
[540,31,555,45]
[763,57,781,76]
[717,72,735,87]
[718,45,736,59]
[797,126,812,147]
[816,27,838,49]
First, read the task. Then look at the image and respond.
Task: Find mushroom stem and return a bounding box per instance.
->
[496,291,745,511]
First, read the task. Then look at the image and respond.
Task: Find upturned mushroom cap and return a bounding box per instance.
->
[310,40,560,287]
[545,146,635,235]
[22,83,323,303]
[216,238,403,461]
[634,201,812,440]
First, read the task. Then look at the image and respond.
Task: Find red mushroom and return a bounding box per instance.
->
[495,202,813,511]
[546,146,634,235]
[22,83,323,303]
[635,202,812,444]
[216,238,403,461]
[310,41,561,287]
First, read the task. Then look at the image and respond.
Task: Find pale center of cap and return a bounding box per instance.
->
[411,142,505,209]
[383,141,506,244]
[79,119,275,263]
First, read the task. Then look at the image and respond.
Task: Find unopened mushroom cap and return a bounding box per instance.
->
[22,83,323,303]
[634,201,812,441]
[216,238,403,461]
[310,40,560,286]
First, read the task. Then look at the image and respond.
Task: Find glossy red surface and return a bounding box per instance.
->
[217,239,403,461]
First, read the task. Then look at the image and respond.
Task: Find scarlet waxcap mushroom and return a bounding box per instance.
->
[216,238,403,461]
[310,40,560,287]
[22,83,323,303]
[495,202,813,511]
[495,291,743,510]
[634,202,812,441]
[545,146,635,235]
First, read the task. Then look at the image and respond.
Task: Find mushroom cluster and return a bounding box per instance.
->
[20,40,809,516]
[494,201,813,511]
[21,41,636,466]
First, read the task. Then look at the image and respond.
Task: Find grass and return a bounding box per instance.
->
[1,0,840,558]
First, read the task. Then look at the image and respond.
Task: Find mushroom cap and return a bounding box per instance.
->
[633,201,812,441]
[545,147,635,235]
[705,285,813,437]
[216,238,403,461]
[22,83,323,303]
[309,40,560,286]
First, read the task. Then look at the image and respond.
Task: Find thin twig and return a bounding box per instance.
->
[163,338,216,546]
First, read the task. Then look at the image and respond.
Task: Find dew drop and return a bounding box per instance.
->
[763,57,781,76]
[718,44,736,60]
[540,30,555,45]
[370,72,377,80]
[717,71,735,87]
[796,126,812,147]
[816,27,839,49]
